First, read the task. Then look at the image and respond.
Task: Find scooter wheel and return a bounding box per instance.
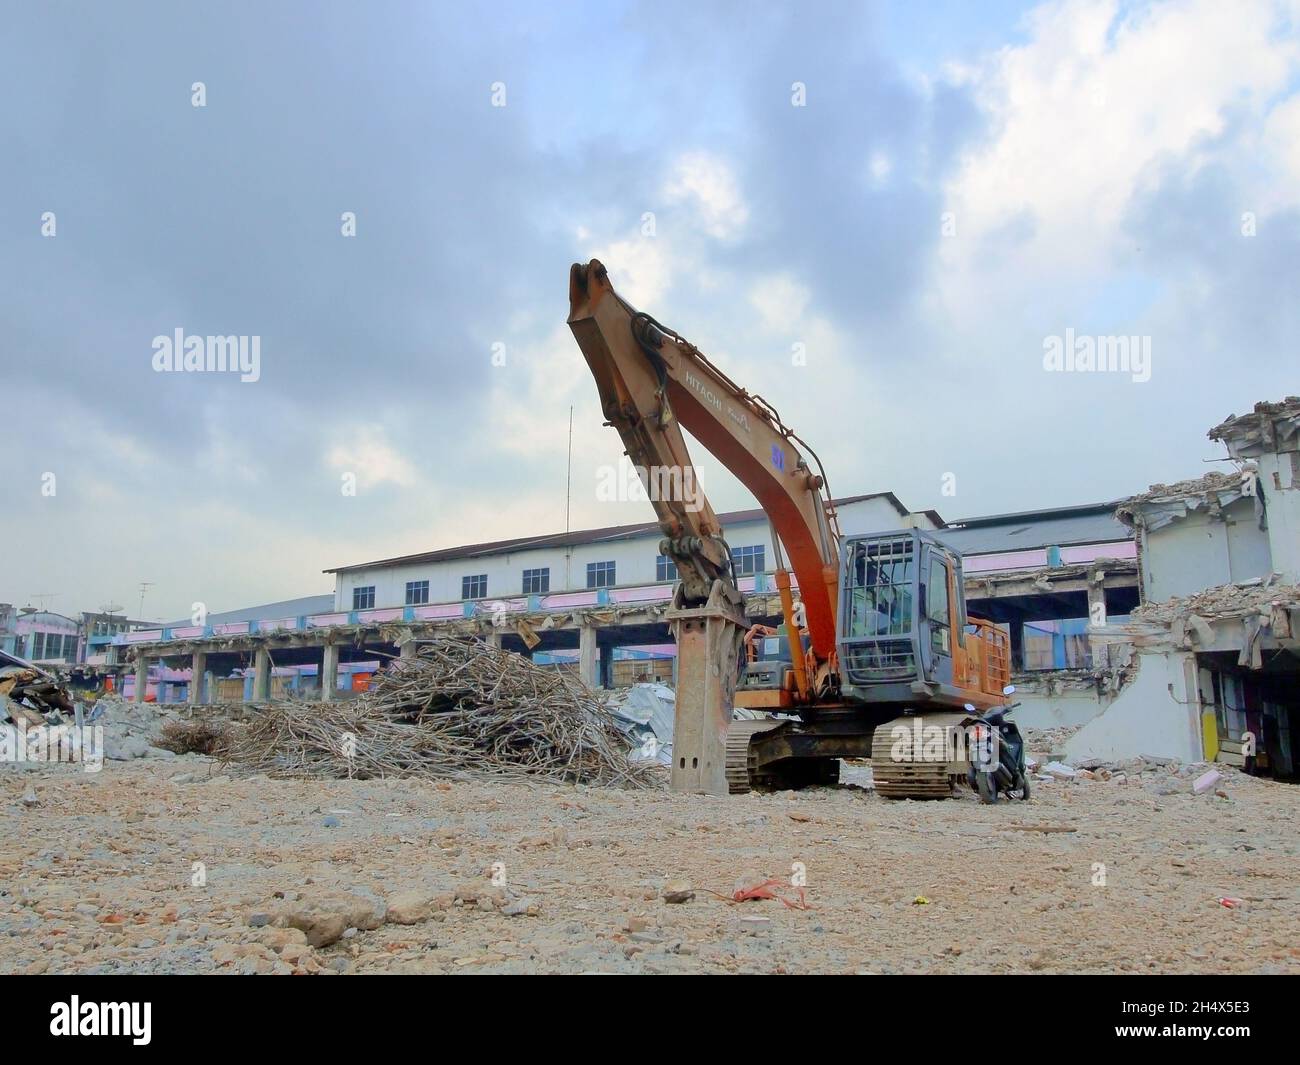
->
[976,771,998,804]
[1017,773,1031,801]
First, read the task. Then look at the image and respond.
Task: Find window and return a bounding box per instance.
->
[353,586,375,610]
[1022,619,1094,671]
[733,545,766,576]
[841,537,916,682]
[586,561,616,588]
[522,567,550,595]
[847,538,914,639]
[656,555,678,582]
[33,632,45,659]
[462,574,487,599]
[927,557,951,655]
[405,580,430,606]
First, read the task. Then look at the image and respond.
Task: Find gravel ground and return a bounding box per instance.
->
[2,757,1296,974]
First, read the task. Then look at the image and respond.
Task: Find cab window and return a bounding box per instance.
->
[928,557,951,654]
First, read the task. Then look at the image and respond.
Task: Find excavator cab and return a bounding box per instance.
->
[838,530,1009,711]
[738,623,807,697]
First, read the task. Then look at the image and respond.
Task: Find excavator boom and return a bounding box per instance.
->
[568,260,1010,800]
[567,260,840,661]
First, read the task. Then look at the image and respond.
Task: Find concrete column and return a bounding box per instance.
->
[400,640,416,661]
[134,656,149,704]
[579,623,599,688]
[599,643,613,690]
[253,646,271,700]
[322,643,339,701]
[486,630,502,649]
[1008,612,1025,672]
[1257,451,1300,582]
[1086,579,1107,627]
[1086,577,1107,671]
[189,650,207,705]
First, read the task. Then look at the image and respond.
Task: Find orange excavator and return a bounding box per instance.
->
[568,260,1010,797]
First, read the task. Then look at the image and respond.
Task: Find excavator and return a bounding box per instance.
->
[567,260,1011,799]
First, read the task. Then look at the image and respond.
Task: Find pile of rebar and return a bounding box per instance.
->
[220,638,661,789]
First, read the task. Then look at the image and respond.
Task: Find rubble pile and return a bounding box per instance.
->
[1,663,183,765]
[1120,469,1242,507]
[1026,751,1240,797]
[1115,469,1259,533]
[1132,579,1300,624]
[1023,724,1080,757]
[220,638,662,789]
[0,653,74,727]
[1209,396,1300,448]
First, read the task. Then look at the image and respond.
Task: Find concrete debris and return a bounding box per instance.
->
[1024,724,1080,757]
[1119,469,1242,508]
[1132,581,1300,627]
[1,677,184,768]
[1041,761,1078,780]
[385,891,434,925]
[92,695,177,762]
[1115,470,1261,533]
[1192,769,1223,795]
[1,650,74,722]
[662,879,694,904]
[1209,396,1300,451]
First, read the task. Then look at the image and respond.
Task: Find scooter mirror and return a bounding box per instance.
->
[964,703,976,713]
[1003,685,1016,696]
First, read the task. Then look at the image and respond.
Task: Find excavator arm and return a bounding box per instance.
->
[567,259,842,665]
[568,260,843,794]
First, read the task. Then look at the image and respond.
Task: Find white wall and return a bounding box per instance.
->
[1258,450,1300,581]
[333,496,914,609]
[1142,497,1271,602]
[1014,687,1111,731]
[1063,651,1204,764]
[838,497,931,535]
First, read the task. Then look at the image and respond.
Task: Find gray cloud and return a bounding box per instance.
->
[2,1,1297,618]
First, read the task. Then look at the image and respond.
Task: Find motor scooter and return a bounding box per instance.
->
[964,685,1030,803]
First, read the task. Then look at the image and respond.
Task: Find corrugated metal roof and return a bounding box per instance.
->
[163,594,334,628]
[934,506,1131,555]
[325,493,910,573]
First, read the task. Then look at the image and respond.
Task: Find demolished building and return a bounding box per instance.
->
[1063,398,1300,777]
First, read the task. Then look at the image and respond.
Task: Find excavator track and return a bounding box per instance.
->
[725,719,786,794]
[870,713,968,799]
[725,718,842,793]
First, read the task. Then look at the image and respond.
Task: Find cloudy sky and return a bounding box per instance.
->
[2,0,1298,621]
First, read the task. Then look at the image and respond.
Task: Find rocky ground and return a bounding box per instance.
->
[3,750,1297,975]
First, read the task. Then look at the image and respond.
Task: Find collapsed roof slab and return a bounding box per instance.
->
[1210,398,1300,583]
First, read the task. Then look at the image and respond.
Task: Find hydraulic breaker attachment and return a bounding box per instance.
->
[665,578,748,794]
